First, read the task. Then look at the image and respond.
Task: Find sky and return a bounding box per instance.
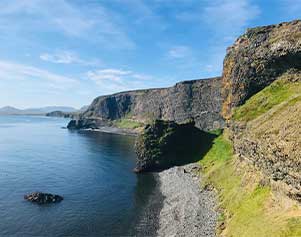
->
[0,0,300,109]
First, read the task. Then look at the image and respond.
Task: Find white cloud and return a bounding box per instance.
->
[0,0,134,49]
[86,68,156,94]
[40,50,101,66]
[0,60,78,90]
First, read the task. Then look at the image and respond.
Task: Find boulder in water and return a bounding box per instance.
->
[24,192,63,205]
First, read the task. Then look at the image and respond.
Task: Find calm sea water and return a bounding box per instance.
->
[0,116,156,236]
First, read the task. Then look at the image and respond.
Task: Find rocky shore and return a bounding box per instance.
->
[157,163,218,237]
[134,163,216,237]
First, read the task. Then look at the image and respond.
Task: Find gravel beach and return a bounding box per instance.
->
[157,163,218,237]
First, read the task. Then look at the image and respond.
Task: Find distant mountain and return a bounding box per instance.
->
[0,106,22,115]
[0,106,77,115]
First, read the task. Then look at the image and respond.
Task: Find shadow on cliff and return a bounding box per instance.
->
[135,120,219,172]
[163,129,218,167]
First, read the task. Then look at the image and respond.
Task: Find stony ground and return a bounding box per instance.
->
[157,163,218,237]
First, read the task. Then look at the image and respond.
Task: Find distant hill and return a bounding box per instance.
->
[0,106,22,115]
[0,106,77,115]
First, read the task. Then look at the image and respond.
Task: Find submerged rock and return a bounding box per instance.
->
[24,192,63,205]
[134,120,217,173]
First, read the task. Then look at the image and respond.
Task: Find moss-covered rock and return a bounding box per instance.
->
[134,120,216,172]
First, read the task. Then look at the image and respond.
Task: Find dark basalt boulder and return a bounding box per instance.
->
[134,120,217,173]
[24,192,63,205]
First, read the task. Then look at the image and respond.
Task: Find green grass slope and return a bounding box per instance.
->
[233,73,301,121]
[199,132,301,237]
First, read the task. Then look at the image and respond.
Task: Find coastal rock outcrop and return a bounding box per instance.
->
[24,192,63,204]
[134,120,216,172]
[46,111,74,118]
[222,20,301,119]
[68,77,224,131]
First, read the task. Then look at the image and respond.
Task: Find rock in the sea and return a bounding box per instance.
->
[134,120,217,173]
[24,192,63,204]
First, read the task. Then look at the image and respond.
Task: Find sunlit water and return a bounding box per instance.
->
[0,116,156,236]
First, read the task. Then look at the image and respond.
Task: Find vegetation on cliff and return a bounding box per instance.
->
[199,131,301,237]
[233,71,301,121]
[230,70,301,201]
[112,118,144,130]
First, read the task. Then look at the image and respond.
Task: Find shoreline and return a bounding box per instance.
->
[130,173,164,237]
[67,126,140,136]
[156,163,218,237]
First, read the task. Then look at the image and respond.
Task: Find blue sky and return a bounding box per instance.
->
[0,0,300,109]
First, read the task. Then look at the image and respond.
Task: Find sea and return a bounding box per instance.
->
[0,115,158,236]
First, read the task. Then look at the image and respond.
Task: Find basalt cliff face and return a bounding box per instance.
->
[222,20,301,119]
[71,77,224,131]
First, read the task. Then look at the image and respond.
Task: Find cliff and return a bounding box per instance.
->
[223,20,301,200]
[72,77,224,131]
[199,20,301,235]
[222,20,301,119]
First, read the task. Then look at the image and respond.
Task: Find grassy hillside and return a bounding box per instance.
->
[199,132,301,237]
[201,71,301,236]
[233,72,301,121]
[112,118,144,129]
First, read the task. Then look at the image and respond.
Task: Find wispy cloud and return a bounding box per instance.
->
[0,0,134,49]
[0,60,78,90]
[86,68,156,94]
[40,50,101,66]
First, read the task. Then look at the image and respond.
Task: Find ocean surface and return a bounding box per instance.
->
[0,116,157,236]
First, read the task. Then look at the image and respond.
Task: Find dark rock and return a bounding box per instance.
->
[67,118,107,130]
[134,120,217,172]
[24,192,63,205]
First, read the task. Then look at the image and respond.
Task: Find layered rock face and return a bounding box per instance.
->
[76,77,224,131]
[222,20,301,119]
